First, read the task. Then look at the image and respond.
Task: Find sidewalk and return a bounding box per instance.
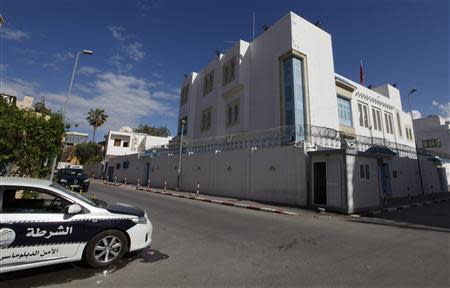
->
[368,192,450,216]
[93,180,303,216]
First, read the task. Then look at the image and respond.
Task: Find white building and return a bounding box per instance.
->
[64,131,89,147]
[413,115,450,156]
[177,12,415,154]
[100,12,448,213]
[105,129,172,158]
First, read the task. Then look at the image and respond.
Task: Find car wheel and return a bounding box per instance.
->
[85,230,128,268]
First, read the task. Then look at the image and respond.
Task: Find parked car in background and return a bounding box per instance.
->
[0,177,153,273]
[55,168,90,192]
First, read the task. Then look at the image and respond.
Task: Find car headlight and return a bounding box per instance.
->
[131,216,147,224]
[60,179,67,183]
[83,179,90,183]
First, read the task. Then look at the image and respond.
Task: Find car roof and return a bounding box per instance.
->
[0,177,52,188]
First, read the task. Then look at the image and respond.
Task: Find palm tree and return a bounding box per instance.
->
[86,108,108,142]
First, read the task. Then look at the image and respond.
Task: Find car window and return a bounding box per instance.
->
[51,183,97,207]
[59,169,86,176]
[2,187,72,214]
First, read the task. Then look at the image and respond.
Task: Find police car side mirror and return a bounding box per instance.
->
[66,203,82,214]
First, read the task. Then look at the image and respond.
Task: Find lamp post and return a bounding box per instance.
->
[50,49,94,181]
[177,119,186,190]
[407,88,425,195]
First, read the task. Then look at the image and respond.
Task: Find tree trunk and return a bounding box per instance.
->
[93,126,97,143]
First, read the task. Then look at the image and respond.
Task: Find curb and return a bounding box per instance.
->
[93,180,300,216]
[366,197,450,217]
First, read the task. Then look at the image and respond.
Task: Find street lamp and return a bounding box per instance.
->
[177,119,186,190]
[62,49,94,115]
[407,88,425,195]
[50,49,94,181]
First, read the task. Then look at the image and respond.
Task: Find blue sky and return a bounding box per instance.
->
[0,0,448,140]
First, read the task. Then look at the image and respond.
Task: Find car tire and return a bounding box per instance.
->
[84,230,128,268]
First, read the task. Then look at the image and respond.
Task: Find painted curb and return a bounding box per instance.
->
[94,180,300,216]
[365,197,450,216]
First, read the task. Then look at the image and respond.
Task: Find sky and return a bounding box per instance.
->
[0,0,449,141]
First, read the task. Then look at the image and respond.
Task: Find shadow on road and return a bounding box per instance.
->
[349,202,450,233]
[0,248,168,287]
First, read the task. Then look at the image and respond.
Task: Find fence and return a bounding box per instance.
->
[140,124,445,160]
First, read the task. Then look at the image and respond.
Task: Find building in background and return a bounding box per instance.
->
[105,127,172,159]
[413,115,450,156]
[1,93,17,105]
[16,96,34,110]
[63,131,89,147]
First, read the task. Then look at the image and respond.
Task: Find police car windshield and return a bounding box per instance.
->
[51,183,97,206]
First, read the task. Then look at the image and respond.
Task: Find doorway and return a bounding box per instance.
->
[380,163,392,198]
[314,162,327,205]
[107,166,114,181]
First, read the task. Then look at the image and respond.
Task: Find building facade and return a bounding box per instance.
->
[177,12,415,155]
[105,130,172,158]
[64,131,89,147]
[413,115,450,156]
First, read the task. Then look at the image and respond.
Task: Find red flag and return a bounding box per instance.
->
[359,60,364,85]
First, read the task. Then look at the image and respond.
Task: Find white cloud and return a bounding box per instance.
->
[127,42,146,61]
[42,51,75,70]
[411,110,422,119]
[108,26,126,41]
[431,100,450,121]
[78,66,100,76]
[1,28,29,41]
[108,54,133,73]
[3,72,178,141]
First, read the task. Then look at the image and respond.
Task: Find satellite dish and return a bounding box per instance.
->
[120,126,133,133]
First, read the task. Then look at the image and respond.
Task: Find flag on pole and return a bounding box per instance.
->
[359,60,364,85]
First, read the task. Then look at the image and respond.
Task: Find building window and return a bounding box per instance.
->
[372,108,383,131]
[116,163,121,170]
[122,141,129,148]
[123,160,130,169]
[359,164,370,180]
[384,112,394,134]
[422,139,441,148]
[226,100,239,127]
[114,139,121,146]
[222,57,236,86]
[201,108,212,131]
[281,56,306,142]
[180,85,189,106]
[396,111,403,137]
[203,71,214,96]
[357,102,369,128]
[337,96,353,127]
[177,116,188,136]
[405,126,413,141]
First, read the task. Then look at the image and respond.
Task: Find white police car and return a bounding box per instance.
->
[0,177,153,273]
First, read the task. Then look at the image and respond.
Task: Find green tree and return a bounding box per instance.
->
[0,98,65,177]
[134,124,170,137]
[75,142,102,164]
[86,108,108,142]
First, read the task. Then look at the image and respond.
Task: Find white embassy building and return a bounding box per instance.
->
[99,12,448,214]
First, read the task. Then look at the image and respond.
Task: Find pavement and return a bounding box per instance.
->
[1,182,449,288]
[97,179,303,216]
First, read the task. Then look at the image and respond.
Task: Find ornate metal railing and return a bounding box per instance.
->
[142,124,441,160]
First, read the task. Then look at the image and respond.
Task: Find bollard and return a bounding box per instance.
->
[79,188,83,195]
[114,176,117,184]
[93,194,96,200]
[196,181,200,197]
[164,179,167,191]
[147,177,151,191]
[124,177,127,185]
[137,179,140,189]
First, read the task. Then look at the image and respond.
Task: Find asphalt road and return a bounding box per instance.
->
[1,182,449,288]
